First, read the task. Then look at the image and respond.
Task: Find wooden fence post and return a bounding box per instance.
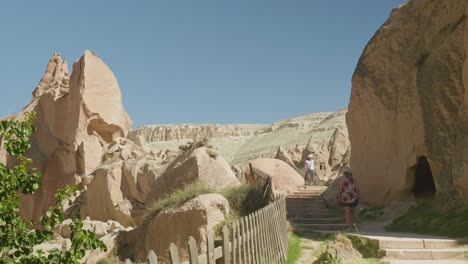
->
[237,220,242,264]
[188,236,199,264]
[232,222,237,264]
[169,243,180,264]
[207,230,215,264]
[222,225,231,264]
[147,250,158,264]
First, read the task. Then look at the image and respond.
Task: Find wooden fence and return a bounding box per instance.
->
[124,194,288,264]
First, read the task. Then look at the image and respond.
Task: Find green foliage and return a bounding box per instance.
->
[0,112,106,263]
[286,231,302,264]
[219,184,265,216]
[314,248,341,264]
[385,195,468,238]
[144,180,214,221]
[345,235,380,259]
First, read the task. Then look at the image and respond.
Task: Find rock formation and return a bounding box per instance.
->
[119,194,230,262]
[130,108,350,182]
[80,138,166,226]
[248,158,304,193]
[275,146,297,169]
[152,146,240,200]
[347,0,468,204]
[3,51,132,220]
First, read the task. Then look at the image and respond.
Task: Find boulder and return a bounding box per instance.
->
[0,51,132,220]
[121,194,230,262]
[347,0,468,204]
[153,147,240,200]
[249,158,304,193]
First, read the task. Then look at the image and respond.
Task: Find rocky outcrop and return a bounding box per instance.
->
[328,129,350,169]
[347,0,468,204]
[248,158,304,193]
[275,146,297,169]
[153,146,240,200]
[37,218,132,264]
[129,124,269,142]
[80,138,166,226]
[6,51,132,220]
[132,109,350,181]
[120,194,229,262]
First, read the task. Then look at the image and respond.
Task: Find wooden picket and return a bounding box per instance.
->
[124,192,288,264]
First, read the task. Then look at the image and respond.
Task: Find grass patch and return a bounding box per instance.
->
[286,231,302,264]
[345,235,380,258]
[144,180,214,221]
[385,194,468,238]
[145,180,266,231]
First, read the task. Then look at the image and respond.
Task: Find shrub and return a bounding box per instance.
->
[144,180,214,221]
[0,112,106,263]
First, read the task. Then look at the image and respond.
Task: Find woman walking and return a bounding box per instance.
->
[338,168,359,231]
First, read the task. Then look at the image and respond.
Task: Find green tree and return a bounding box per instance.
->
[0,112,106,264]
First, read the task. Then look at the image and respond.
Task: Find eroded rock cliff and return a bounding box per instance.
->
[347,0,468,204]
[3,51,132,220]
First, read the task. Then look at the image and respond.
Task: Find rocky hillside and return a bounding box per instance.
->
[347,0,468,205]
[130,108,348,168]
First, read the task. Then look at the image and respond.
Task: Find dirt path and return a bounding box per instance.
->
[294,237,321,264]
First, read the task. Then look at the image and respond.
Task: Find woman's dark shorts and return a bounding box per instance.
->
[340,200,358,208]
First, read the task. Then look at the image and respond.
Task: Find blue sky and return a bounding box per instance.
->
[0,0,406,127]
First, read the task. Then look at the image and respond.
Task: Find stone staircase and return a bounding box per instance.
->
[287,187,347,231]
[352,234,468,261]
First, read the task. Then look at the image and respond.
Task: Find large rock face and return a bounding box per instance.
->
[347,0,468,204]
[3,51,132,219]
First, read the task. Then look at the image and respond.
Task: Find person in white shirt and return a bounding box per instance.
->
[304,154,315,185]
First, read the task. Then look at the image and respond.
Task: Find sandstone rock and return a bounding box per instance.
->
[328,129,350,169]
[323,176,345,206]
[249,158,304,193]
[121,194,230,262]
[275,146,297,169]
[288,144,303,168]
[0,51,132,220]
[153,147,240,200]
[347,0,468,204]
[81,138,167,225]
[81,161,134,226]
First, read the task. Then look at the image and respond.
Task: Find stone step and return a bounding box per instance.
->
[378,239,462,250]
[286,201,326,206]
[287,209,331,215]
[286,197,323,201]
[287,203,327,208]
[288,213,333,219]
[289,217,345,224]
[286,205,330,211]
[292,223,348,231]
[287,195,322,198]
[382,248,466,260]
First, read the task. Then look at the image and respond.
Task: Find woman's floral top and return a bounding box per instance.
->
[339,176,358,204]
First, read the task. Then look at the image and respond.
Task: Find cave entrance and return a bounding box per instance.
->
[412,156,436,198]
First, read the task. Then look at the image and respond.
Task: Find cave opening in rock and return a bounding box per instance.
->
[412,156,436,198]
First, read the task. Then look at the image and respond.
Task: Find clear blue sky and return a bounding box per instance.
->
[0,0,406,127]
